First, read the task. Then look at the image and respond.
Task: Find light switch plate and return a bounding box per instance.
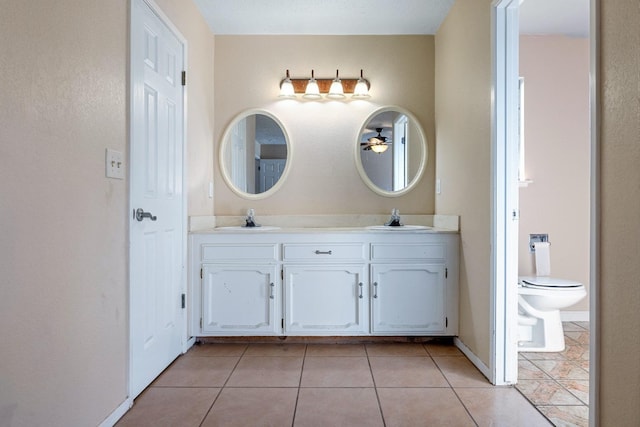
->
[106,148,125,179]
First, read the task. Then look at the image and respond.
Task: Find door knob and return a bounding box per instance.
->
[135,208,157,222]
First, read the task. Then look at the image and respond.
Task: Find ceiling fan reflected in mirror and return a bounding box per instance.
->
[361,128,392,154]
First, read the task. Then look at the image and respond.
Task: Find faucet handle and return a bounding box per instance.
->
[245,208,258,227]
[385,208,402,226]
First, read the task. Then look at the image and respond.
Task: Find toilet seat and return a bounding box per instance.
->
[519,276,583,289]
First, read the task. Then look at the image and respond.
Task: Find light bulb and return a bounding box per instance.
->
[303,70,322,99]
[352,69,370,99]
[371,143,388,154]
[278,70,296,98]
[327,69,345,99]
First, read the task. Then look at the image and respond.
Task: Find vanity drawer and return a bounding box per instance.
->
[371,243,446,262]
[200,244,278,262]
[283,243,367,262]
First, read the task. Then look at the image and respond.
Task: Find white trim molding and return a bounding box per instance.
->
[98,398,132,427]
[455,338,492,381]
[490,0,521,386]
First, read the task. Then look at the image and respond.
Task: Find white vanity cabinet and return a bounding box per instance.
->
[283,242,368,335]
[193,241,280,335]
[201,264,279,334]
[189,230,459,337]
[368,237,458,335]
[371,263,446,334]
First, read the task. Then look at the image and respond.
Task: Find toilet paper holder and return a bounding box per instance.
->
[529,234,549,253]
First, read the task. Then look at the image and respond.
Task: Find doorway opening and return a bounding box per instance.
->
[491,0,597,424]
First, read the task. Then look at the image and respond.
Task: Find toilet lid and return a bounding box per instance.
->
[520,276,583,289]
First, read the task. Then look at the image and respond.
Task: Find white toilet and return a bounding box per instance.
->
[517,276,586,352]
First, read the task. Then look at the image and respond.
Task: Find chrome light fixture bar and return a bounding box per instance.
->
[279,69,370,99]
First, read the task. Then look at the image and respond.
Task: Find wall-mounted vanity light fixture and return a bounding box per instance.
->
[279,69,370,100]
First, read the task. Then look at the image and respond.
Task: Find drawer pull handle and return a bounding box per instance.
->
[358,282,363,299]
[373,282,378,298]
[269,282,275,299]
[314,250,332,255]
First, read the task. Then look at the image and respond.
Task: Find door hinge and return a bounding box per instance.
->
[281,318,284,329]
[181,70,186,86]
[181,293,185,309]
[445,267,448,279]
[281,268,284,281]
[200,268,203,279]
[200,318,203,328]
[446,317,448,328]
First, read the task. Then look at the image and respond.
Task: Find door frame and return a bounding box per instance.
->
[128,0,190,399]
[491,3,600,424]
[588,1,599,424]
[490,0,521,386]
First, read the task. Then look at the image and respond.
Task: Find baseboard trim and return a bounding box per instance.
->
[454,337,492,382]
[184,336,196,353]
[561,311,589,322]
[98,397,132,427]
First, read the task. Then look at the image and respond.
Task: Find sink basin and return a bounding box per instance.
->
[366,225,432,231]
[216,226,281,231]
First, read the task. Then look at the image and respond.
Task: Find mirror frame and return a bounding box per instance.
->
[219,109,292,200]
[354,105,428,197]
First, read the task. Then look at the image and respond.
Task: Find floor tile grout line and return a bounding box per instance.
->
[513,384,557,425]
[527,359,590,381]
[365,344,387,427]
[550,376,589,406]
[290,344,307,427]
[197,343,249,427]
[430,355,479,426]
[516,377,586,405]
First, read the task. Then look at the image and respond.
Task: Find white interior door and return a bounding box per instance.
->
[258,159,286,192]
[130,0,185,399]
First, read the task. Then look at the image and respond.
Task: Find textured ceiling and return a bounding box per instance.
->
[193,0,455,35]
[194,0,589,37]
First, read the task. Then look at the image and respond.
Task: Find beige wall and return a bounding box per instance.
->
[213,36,435,215]
[435,0,493,365]
[598,0,640,423]
[519,36,591,312]
[0,0,214,425]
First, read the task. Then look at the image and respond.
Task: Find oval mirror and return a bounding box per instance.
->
[355,106,427,197]
[219,109,291,199]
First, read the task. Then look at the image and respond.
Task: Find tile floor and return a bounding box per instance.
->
[517,321,591,427]
[117,340,552,427]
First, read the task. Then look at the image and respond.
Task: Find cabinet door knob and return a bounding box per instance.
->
[358,282,363,299]
[373,282,378,298]
[314,250,332,255]
[269,282,275,299]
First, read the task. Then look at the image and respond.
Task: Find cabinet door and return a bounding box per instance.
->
[371,263,446,334]
[202,264,279,335]
[284,264,368,335]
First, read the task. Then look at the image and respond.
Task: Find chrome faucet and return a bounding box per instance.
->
[245,208,258,227]
[385,208,402,227]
